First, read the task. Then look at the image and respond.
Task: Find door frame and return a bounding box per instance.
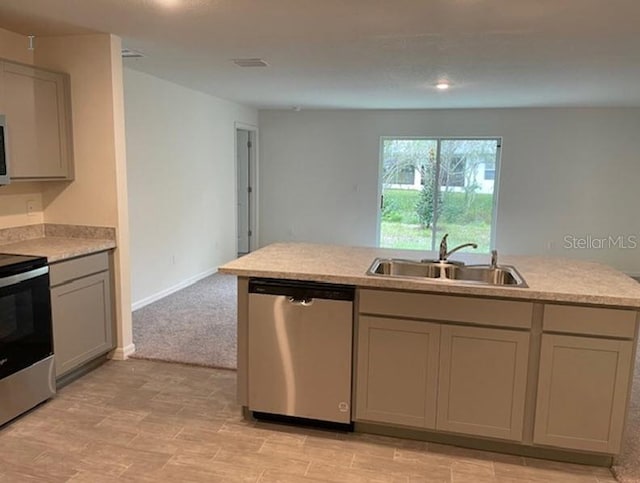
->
[234,122,259,253]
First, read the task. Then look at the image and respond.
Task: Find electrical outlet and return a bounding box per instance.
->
[26,200,37,217]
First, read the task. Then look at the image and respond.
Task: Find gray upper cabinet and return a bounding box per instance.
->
[50,252,114,378]
[436,325,529,441]
[0,61,73,180]
[534,333,633,454]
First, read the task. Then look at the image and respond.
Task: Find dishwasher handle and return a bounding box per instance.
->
[249,278,355,301]
[287,296,314,306]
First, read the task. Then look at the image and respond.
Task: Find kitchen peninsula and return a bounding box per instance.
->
[220,242,640,466]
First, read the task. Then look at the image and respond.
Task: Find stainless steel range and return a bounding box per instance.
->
[0,254,55,427]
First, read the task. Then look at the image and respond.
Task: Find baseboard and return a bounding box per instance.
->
[110,343,136,360]
[131,267,219,311]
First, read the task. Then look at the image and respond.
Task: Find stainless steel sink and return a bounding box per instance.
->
[367,258,528,287]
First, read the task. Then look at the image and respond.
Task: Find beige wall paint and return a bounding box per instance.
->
[108,36,134,358]
[0,28,33,64]
[35,34,133,357]
[258,108,640,276]
[0,27,44,227]
[124,67,258,306]
[35,35,119,226]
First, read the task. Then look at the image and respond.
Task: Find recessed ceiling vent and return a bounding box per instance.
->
[232,58,268,67]
[121,48,145,59]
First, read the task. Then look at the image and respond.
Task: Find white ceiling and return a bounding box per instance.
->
[1,0,639,109]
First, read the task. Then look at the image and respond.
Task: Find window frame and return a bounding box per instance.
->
[377,136,502,252]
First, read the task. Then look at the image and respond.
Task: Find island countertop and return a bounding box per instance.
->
[219,242,640,309]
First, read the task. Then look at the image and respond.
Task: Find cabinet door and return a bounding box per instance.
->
[51,271,113,377]
[356,316,440,428]
[534,334,633,454]
[437,325,529,441]
[1,62,72,179]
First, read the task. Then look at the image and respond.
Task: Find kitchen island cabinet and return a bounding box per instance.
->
[357,288,532,441]
[356,315,440,428]
[220,242,640,464]
[533,304,638,454]
[436,324,530,441]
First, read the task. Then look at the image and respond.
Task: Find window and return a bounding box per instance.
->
[379,138,501,252]
[443,155,465,187]
[383,157,416,186]
[484,163,496,181]
[386,164,415,185]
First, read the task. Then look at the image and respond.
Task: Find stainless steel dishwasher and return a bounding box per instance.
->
[248,278,355,425]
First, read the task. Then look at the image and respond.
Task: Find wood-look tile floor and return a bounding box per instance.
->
[0,359,618,482]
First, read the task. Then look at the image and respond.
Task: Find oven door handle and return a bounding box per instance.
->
[0,266,49,288]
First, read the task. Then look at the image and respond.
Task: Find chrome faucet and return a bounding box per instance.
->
[490,249,498,269]
[438,233,478,262]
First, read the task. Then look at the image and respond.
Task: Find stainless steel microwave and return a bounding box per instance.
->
[0,115,9,185]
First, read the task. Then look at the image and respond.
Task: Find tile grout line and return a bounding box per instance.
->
[303,460,312,477]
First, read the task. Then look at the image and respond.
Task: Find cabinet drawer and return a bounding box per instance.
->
[359,289,533,329]
[543,304,637,339]
[50,251,109,287]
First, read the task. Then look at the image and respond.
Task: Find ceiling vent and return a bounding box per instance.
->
[232,58,268,67]
[121,48,145,59]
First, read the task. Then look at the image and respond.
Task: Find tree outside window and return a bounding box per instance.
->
[380,138,500,252]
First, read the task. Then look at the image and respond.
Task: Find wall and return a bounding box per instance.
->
[35,34,134,358]
[36,35,120,226]
[258,109,640,275]
[124,68,258,307]
[0,26,45,227]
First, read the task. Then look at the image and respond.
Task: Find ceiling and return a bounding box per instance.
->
[0,0,639,109]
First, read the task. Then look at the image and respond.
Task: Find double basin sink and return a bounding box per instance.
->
[367,258,528,287]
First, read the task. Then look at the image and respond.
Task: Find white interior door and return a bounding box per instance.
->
[237,129,251,254]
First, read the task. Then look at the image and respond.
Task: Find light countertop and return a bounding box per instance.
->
[219,242,640,309]
[0,237,116,263]
[0,223,116,262]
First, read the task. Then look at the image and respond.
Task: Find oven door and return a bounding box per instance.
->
[0,267,52,380]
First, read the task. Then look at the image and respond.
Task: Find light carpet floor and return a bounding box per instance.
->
[130,273,640,480]
[131,273,237,370]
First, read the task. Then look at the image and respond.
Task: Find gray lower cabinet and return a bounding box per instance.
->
[356,316,440,428]
[533,334,633,453]
[436,325,530,441]
[355,316,530,440]
[50,252,114,378]
[354,288,639,455]
[357,289,532,440]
